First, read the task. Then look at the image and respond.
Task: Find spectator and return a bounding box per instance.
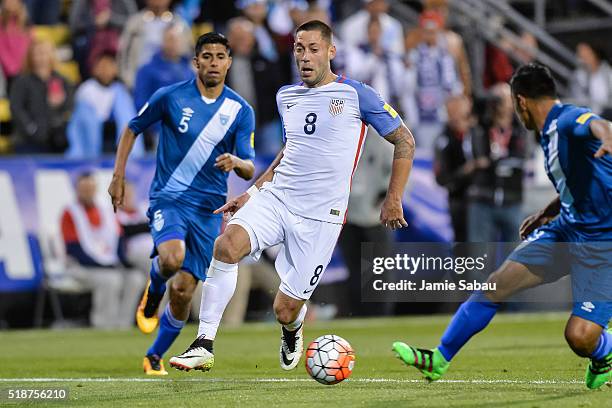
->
[344,17,407,110]
[434,95,486,242]
[406,0,472,96]
[24,0,60,24]
[118,0,191,88]
[9,39,73,154]
[133,24,193,112]
[238,0,280,63]
[570,42,612,116]
[404,10,462,156]
[70,0,137,80]
[339,0,404,57]
[468,83,526,242]
[66,52,144,158]
[0,0,31,83]
[61,172,145,329]
[226,16,285,156]
[483,42,514,89]
[514,31,538,65]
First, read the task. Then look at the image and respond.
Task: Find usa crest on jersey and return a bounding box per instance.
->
[329,98,344,116]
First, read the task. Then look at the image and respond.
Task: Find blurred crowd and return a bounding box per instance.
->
[1,0,609,323]
[0,0,609,158]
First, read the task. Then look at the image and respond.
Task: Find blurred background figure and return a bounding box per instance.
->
[344,16,406,110]
[61,172,144,329]
[404,10,463,157]
[9,39,73,154]
[340,0,404,57]
[571,42,612,116]
[226,16,285,156]
[23,0,60,25]
[406,0,471,96]
[238,0,280,63]
[434,95,485,243]
[133,23,192,112]
[132,23,193,147]
[69,0,137,80]
[118,0,191,88]
[66,52,143,158]
[0,0,31,84]
[468,83,526,242]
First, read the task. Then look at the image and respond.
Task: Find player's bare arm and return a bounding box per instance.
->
[214,147,285,216]
[519,196,561,239]
[108,127,137,212]
[381,124,415,230]
[214,153,255,180]
[589,119,612,158]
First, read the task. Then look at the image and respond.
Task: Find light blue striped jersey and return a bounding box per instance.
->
[128,79,255,211]
[541,103,612,233]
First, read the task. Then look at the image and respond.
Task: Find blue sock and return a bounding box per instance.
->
[148,257,168,295]
[591,329,612,360]
[438,291,500,361]
[147,304,185,357]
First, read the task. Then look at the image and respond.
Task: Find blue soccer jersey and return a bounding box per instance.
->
[128,79,255,212]
[541,103,612,233]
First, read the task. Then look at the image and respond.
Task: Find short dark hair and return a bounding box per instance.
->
[295,20,333,43]
[195,32,230,56]
[509,63,557,99]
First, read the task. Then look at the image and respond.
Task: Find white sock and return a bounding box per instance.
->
[198,258,238,340]
[283,304,307,331]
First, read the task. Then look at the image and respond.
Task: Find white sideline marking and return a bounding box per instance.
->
[0,378,584,385]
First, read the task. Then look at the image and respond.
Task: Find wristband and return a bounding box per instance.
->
[247,185,259,197]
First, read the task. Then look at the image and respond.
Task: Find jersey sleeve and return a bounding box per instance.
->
[127,87,168,135]
[559,107,601,138]
[234,103,256,161]
[353,81,402,137]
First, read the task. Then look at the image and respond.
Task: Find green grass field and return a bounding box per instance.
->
[0,313,609,407]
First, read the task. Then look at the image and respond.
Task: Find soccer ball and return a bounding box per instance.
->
[305,334,355,385]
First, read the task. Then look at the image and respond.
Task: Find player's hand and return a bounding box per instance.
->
[108,174,125,213]
[380,196,408,230]
[594,138,612,158]
[214,191,251,220]
[519,212,553,240]
[215,153,240,172]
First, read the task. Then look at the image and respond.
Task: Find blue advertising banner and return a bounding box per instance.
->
[0,155,450,292]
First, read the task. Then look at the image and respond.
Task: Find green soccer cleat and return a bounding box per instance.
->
[585,327,612,389]
[392,342,449,382]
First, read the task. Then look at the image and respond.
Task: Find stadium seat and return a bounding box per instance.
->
[33,228,91,327]
[32,25,71,46]
[0,98,10,122]
[56,61,81,84]
[192,23,213,42]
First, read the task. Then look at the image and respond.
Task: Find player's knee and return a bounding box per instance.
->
[274,303,301,325]
[169,283,193,308]
[159,252,184,274]
[213,234,242,264]
[565,322,600,357]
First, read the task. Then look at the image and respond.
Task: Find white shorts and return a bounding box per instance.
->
[228,190,343,300]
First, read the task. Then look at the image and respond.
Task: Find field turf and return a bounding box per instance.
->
[0,313,610,407]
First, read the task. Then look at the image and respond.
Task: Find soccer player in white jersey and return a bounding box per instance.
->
[169,20,415,372]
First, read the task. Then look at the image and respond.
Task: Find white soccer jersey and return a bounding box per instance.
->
[264,75,402,224]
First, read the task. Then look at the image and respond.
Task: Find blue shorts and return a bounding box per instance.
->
[147,199,222,282]
[508,217,612,327]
